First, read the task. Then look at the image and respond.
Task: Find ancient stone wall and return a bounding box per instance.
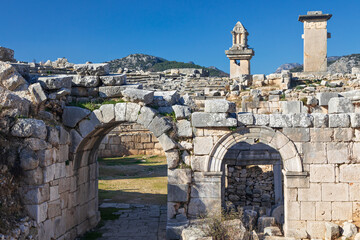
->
[98,123,164,157]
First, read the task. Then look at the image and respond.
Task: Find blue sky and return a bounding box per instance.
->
[1,0,359,74]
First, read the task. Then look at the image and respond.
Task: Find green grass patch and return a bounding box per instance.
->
[98,155,164,166]
[68,98,125,111]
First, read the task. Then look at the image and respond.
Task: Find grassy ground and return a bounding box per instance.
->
[98,154,167,205]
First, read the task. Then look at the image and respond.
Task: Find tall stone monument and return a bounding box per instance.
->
[298,11,332,72]
[225,21,254,78]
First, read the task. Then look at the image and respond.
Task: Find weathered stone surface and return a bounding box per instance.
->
[191,156,207,172]
[204,99,236,113]
[165,150,180,169]
[191,112,237,127]
[0,62,26,90]
[137,106,157,127]
[153,91,180,106]
[283,128,309,142]
[316,92,339,106]
[0,47,15,62]
[148,116,172,137]
[125,102,140,122]
[62,106,90,127]
[25,203,48,223]
[269,114,292,128]
[73,63,109,76]
[122,88,154,104]
[168,184,189,202]
[342,222,357,238]
[168,169,191,184]
[258,217,275,232]
[99,104,115,123]
[173,105,191,119]
[69,129,83,153]
[158,134,177,152]
[22,184,49,205]
[312,113,328,127]
[114,102,126,122]
[20,148,39,170]
[238,113,254,126]
[340,164,360,182]
[98,86,123,98]
[328,97,354,113]
[325,222,340,240]
[28,83,47,104]
[176,120,192,137]
[292,114,313,127]
[181,226,207,240]
[310,164,335,182]
[329,114,350,128]
[281,101,303,114]
[194,137,213,155]
[37,75,72,90]
[100,74,126,86]
[264,226,282,236]
[254,114,270,126]
[350,113,360,128]
[327,142,349,164]
[72,75,100,87]
[11,118,47,139]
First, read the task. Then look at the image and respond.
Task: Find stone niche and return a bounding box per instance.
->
[222,141,284,218]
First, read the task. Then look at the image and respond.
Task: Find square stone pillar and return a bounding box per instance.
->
[299,11,332,72]
[230,59,250,77]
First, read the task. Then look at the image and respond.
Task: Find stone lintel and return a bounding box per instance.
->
[298,14,332,22]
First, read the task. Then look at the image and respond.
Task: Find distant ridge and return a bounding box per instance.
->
[107,54,229,77]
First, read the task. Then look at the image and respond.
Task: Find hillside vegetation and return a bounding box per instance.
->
[107,54,229,77]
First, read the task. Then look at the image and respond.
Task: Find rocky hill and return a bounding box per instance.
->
[276,54,360,73]
[107,54,229,77]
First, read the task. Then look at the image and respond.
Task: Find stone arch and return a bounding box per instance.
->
[206,126,303,173]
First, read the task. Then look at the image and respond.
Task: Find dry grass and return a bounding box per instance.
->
[98,155,167,205]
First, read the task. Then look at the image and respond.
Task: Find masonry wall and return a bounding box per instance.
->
[98,123,164,157]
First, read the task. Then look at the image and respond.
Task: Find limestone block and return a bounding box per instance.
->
[99,104,115,123]
[62,106,90,128]
[37,75,72,90]
[137,106,157,128]
[22,184,50,205]
[316,92,339,106]
[327,142,349,164]
[340,164,360,182]
[191,156,207,172]
[331,202,352,220]
[70,129,83,153]
[194,137,213,155]
[50,186,60,201]
[173,105,191,119]
[269,114,292,128]
[191,182,220,198]
[342,222,358,238]
[286,228,308,239]
[168,184,189,202]
[300,201,315,220]
[48,199,61,218]
[58,126,70,145]
[165,149,179,169]
[298,183,321,201]
[302,142,327,164]
[325,222,340,240]
[316,202,331,221]
[188,198,221,217]
[176,120,192,137]
[204,99,236,113]
[254,114,270,126]
[19,148,39,170]
[0,47,15,61]
[312,113,329,127]
[11,118,47,139]
[237,113,254,126]
[100,74,126,86]
[291,113,313,127]
[114,102,126,122]
[329,114,350,128]
[310,128,332,142]
[98,86,123,98]
[148,116,172,137]
[334,128,354,142]
[28,82,47,104]
[281,101,303,114]
[153,90,180,107]
[350,113,360,128]
[310,164,335,183]
[43,164,56,183]
[191,112,237,127]
[322,183,348,201]
[72,75,99,87]
[328,97,354,113]
[279,141,297,160]
[73,63,109,76]
[25,202,48,223]
[125,102,140,122]
[122,88,154,105]
[282,128,309,142]
[306,221,325,239]
[54,162,66,179]
[168,169,191,184]
[270,131,289,149]
[355,233,360,240]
